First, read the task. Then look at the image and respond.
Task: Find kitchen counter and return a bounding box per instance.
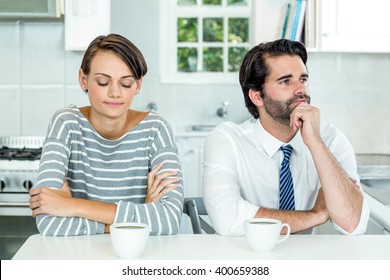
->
[364,191,390,232]
[12,233,390,260]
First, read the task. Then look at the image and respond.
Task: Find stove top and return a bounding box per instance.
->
[0,147,42,161]
[0,137,45,196]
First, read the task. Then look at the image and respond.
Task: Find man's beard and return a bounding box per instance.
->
[261,91,311,126]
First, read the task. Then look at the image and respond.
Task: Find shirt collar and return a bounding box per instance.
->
[254,118,305,158]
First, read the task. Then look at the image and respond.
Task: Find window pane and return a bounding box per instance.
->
[228,18,249,43]
[228,47,247,72]
[177,0,196,5]
[227,0,247,5]
[178,47,198,72]
[203,0,222,5]
[203,18,223,42]
[203,47,223,72]
[177,18,198,42]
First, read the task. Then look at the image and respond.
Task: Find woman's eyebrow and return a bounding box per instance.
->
[93,73,134,79]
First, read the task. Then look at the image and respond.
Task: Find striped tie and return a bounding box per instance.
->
[279,145,295,210]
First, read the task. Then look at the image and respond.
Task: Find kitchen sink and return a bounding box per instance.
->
[361,178,390,190]
[358,165,390,190]
[191,125,216,132]
[357,158,390,205]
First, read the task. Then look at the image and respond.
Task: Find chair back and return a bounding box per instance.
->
[183,197,215,234]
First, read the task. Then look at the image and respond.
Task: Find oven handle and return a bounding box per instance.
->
[0,202,29,207]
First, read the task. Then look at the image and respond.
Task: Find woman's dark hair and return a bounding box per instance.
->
[239,39,307,119]
[80,33,147,80]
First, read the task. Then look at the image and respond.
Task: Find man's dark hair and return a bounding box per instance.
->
[239,39,308,119]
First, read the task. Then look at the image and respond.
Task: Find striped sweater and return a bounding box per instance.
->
[34,105,184,236]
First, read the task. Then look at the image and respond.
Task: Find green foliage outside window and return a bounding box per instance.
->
[176,0,249,73]
[203,47,223,72]
[177,0,247,5]
[228,18,249,43]
[178,47,198,72]
[177,18,198,42]
[203,18,223,42]
[228,47,248,72]
[203,0,222,5]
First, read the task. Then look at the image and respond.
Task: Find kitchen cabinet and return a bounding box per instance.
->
[252,0,390,53]
[64,0,111,51]
[176,135,207,198]
[319,0,390,52]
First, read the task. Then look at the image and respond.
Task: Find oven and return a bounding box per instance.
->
[0,136,44,259]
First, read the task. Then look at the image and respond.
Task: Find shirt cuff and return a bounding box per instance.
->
[332,197,370,235]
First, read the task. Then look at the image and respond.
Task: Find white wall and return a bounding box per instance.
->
[0,0,389,154]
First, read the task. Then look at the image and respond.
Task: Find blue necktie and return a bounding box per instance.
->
[279,145,295,210]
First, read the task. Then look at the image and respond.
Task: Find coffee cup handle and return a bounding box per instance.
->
[277,223,291,244]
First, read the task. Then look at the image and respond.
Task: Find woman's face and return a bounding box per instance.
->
[79,50,142,119]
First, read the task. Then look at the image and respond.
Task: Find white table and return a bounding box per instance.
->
[12,233,390,260]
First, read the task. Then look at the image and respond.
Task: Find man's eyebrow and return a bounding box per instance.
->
[276,74,293,82]
[275,73,309,81]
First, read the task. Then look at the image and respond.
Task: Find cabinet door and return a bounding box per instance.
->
[65,0,111,50]
[320,0,390,52]
[176,137,206,198]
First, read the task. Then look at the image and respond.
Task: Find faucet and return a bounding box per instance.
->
[217,101,229,118]
[147,102,158,111]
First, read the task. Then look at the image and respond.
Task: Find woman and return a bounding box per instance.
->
[29,34,183,236]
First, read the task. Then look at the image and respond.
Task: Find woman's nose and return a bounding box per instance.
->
[108,84,121,97]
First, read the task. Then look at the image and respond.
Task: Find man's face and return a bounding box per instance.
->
[260,55,310,126]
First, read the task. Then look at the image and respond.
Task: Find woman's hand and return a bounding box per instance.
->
[145,162,180,203]
[29,179,73,218]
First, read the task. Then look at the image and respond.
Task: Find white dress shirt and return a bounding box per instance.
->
[202,118,369,236]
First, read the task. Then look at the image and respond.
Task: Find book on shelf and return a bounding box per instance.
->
[294,0,307,41]
[290,0,302,40]
[280,0,308,44]
[305,0,316,48]
[283,0,297,40]
[277,2,291,39]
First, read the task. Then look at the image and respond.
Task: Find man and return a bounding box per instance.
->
[202,39,369,236]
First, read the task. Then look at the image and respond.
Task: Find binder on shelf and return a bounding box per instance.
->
[278,2,291,39]
[305,0,317,48]
[294,0,307,41]
[290,0,302,40]
[284,0,297,40]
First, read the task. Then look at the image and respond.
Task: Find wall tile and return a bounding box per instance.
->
[65,50,84,85]
[0,86,21,136]
[21,86,65,136]
[65,85,89,107]
[21,22,65,84]
[0,22,20,85]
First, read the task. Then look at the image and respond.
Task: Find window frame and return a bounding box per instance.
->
[159,0,252,84]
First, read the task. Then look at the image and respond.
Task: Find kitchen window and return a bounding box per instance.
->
[160,0,251,84]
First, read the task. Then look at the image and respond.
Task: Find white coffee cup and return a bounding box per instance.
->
[244,218,290,253]
[110,222,150,259]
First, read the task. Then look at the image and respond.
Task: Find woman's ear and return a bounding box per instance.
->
[134,78,143,95]
[79,68,88,92]
[248,89,264,106]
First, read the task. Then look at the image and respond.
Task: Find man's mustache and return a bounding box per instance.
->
[286,94,311,106]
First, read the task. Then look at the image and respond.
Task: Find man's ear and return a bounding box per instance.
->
[79,68,88,92]
[248,89,264,106]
